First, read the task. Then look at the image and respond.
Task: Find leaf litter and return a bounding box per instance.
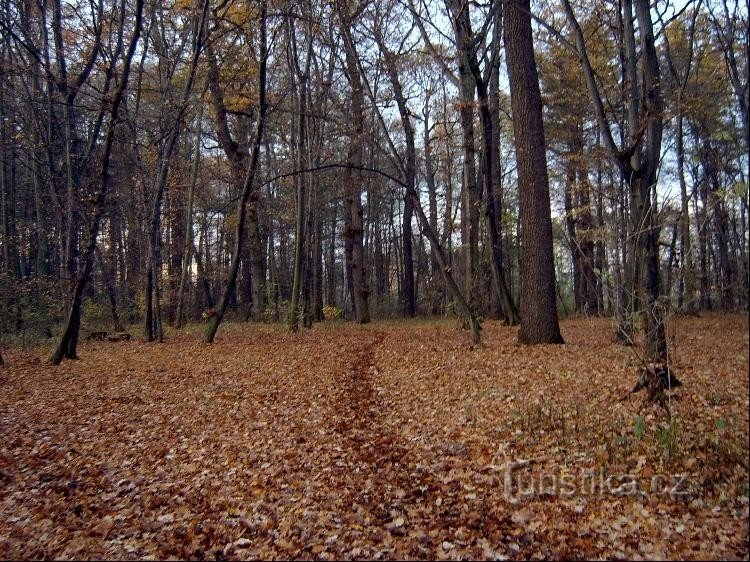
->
[0,314,747,559]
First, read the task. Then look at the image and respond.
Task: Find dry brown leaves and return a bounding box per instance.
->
[0,314,747,560]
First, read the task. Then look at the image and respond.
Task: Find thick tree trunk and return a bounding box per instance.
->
[504,0,564,345]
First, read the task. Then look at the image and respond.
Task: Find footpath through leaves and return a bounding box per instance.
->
[0,315,748,559]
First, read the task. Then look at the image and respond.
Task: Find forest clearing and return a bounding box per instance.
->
[0,0,748,557]
[0,314,747,560]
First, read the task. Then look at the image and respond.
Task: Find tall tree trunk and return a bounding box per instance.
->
[471,66,519,325]
[563,0,667,360]
[0,78,18,278]
[695,180,711,310]
[373,26,415,317]
[504,0,563,345]
[289,81,307,331]
[143,0,206,341]
[288,6,314,331]
[338,6,370,324]
[206,37,265,322]
[176,109,203,329]
[447,0,480,310]
[676,113,696,312]
[564,154,583,312]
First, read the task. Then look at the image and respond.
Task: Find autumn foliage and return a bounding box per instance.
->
[0,315,747,559]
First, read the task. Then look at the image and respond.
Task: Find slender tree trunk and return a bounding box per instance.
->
[143,2,206,340]
[564,154,583,312]
[0,80,18,279]
[326,203,337,307]
[676,109,696,313]
[289,84,307,331]
[50,0,144,364]
[96,247,124,332]
[373,27,415,317]
[176,110,202,328]
[410,187,480,342]
[473,74,519,325]
[288,8,315,331]
[204,0,267,343]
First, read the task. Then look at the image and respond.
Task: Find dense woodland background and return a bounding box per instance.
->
[0,0,747,358]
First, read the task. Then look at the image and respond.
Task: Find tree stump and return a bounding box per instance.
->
[626,362,682,413]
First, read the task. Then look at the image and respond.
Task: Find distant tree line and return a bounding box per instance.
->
[0,0,746,362]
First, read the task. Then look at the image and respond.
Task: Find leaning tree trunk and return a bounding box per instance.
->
[203,0,267,343]
[373,26,416,317]
[409,189,481,343]
[504,0,564,345]
[50,0,144,365]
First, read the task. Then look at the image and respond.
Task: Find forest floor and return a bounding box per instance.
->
[0,314,748,560]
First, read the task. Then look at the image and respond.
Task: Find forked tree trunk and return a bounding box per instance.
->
[563,0,667,362]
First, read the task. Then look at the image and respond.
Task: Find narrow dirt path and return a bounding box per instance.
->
[325,329,519,559]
